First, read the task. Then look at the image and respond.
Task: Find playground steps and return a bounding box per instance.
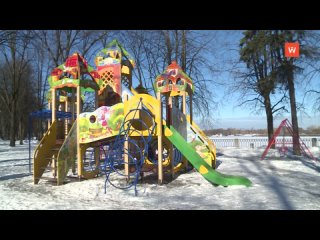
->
[34,121,57,184]
[40,166,57,170]
[35,142,64,182]
[33,123,65,184]
[44,142,63,161]
[47,141,64,175]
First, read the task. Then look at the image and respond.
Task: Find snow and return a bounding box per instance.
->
[0,140,320,209]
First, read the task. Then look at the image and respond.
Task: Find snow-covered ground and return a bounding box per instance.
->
[0,140,319,209]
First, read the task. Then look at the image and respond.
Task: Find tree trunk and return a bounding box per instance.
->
[287,68,301,155]
[174,30,179,62]
[9,102,16,147]
[19,118,23,145]
[264,95,274,149]
[2,122,8,140]
[37,122,42,141]
[181,30,187,71]
[0,117,2,139]
[163,30,172,65]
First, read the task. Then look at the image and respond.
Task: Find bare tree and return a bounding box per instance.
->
[300,31,320,113]
[33,30,111,67]
[305,90,320,112]
[120,30,220,119]
[0,30,34,146]
[0,30,15,48]
[16,64,36,144]
[31,30,112,113]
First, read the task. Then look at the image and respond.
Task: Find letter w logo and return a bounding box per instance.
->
[285,42,300,57]
[288,47,296,53]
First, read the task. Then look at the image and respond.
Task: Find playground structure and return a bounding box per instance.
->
[32,40,252,194]
[261,118,318,161]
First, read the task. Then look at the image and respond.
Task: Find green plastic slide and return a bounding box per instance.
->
[166,125,252,187]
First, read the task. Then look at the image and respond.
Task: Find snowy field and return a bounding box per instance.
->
[0,140,320,210]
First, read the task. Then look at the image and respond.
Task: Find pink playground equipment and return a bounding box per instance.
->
[261,118,318,161]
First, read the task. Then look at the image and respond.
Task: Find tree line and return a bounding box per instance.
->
[0,30,218,146]
[0,30,319,156]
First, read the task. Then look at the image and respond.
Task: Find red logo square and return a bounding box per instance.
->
[285,42,300,58]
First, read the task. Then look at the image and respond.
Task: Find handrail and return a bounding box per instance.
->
[186,115,216,161]
[33,121,57,184]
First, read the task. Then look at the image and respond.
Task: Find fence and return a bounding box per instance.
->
[210,136,320,149]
